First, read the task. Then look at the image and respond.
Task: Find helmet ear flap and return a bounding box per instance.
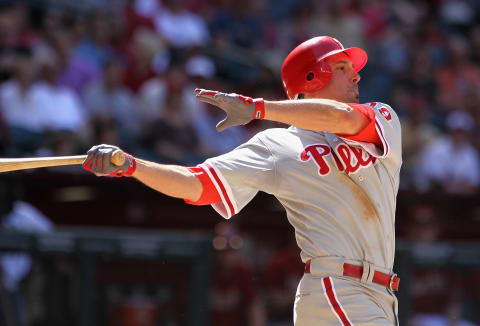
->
[301,60,332,94]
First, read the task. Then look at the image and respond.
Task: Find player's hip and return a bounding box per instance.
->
[304,256,399,292]
[294,273,398,326]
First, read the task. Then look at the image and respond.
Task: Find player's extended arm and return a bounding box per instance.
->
[263,99,368,135]
[195,89,368,135]
[82,145,202,202]
[133,158,202,201]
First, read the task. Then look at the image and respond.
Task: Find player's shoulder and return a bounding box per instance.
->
[248,127,307,150]
[253,127,298,140]
[362,101,400,125]
[363,101,397,114]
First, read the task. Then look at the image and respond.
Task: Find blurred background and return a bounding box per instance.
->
[0,0,479,325]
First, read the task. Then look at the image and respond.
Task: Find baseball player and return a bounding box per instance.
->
[83,36,402,325]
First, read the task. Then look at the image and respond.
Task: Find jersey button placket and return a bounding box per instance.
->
[358,175,364,181]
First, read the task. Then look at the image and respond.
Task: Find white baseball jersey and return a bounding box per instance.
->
[199,102,401,271]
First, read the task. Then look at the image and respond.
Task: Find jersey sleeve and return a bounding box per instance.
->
[336,103,381,147]
[184,166,221,205]
[192,133,277,219]
[337,102,402,162]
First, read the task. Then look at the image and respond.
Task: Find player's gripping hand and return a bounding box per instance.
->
[82,144,136,177]
[195,88,265,131]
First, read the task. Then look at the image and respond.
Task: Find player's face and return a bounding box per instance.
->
[305,53,361,103]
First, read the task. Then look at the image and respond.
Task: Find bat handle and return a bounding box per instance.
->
[111,150,126,166]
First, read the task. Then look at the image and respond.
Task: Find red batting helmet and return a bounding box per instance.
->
[281,36,368,99]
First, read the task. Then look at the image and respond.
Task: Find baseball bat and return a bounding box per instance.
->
[0,150,125,173]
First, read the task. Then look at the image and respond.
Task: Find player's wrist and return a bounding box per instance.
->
[122,153,136,177]
[252,98,265,120]
[109,153,136,177]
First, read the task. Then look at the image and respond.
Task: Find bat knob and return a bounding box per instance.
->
[111,150,126,166]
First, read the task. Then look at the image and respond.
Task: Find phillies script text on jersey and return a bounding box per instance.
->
[301,143,377,176]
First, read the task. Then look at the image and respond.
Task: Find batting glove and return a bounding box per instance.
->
[195,88,265,131]
[83,144,136,177]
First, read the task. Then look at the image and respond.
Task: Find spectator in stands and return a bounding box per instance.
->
[439,0,475,35]
[399,43,435,101]
[358,0,389,41]
[122,0,156,43]
[309,1,366,50]
[83,58,137,144]
[133,0,160,18]
[400,95,439,188]
[0,2,37,50]
[140,92,200,164]
[90,119,121,152]
[137,60,201,163]
[0,48,46,153]
[208,0,264,50]
[136,61,185,122]
[74,10,116,70]
[0,175,54,326]
[275,3,314,56]
[52,30,100,95]
[182,54,249,157]
[210,222,266,326]
[435,35,480,113]
[415,110,480,194]
[122,30,160,94]
[31,55,85,133]
[153,0,209,49]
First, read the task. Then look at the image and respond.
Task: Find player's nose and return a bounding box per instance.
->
[350,70,361,84]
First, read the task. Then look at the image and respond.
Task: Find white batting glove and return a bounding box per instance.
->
[195,88,265,131]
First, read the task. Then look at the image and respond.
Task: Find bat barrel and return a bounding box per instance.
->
[0,150,125,173]
[0,155,86,173]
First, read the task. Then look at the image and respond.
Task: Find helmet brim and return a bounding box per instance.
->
[319,47,368,72]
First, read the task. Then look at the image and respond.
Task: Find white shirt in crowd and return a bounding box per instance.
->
[154,7,210,48]
[417,136,480,189]
[1,201,54,292]
[0,81,86,132]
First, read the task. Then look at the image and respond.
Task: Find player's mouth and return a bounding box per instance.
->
[349,87,359,98]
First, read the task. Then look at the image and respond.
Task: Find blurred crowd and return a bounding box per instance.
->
[1,0,480,325]
[0,0,479,193]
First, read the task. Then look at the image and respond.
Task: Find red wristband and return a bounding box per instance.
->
[108,153,136,177]
[252,98,265,120]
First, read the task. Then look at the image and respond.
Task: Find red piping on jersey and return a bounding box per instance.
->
[322,277,352,326]
[204,163,235,216]
[184,165,221,205]
[375,118,389,156]
[337,104,382,147]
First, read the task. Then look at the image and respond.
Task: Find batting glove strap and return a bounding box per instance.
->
[108,153,136,178]
[252,98,265,120]
[234,94,265,120]
[195,88,265,131]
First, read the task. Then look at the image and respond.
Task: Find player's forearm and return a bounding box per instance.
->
[132,158,202,202]
[263,99,365,135]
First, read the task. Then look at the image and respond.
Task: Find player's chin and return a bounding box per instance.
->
[339,90,359,103]
[349,91,360,103]
[347,94,360,103]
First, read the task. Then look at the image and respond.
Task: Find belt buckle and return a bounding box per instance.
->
[389,273,397,291]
